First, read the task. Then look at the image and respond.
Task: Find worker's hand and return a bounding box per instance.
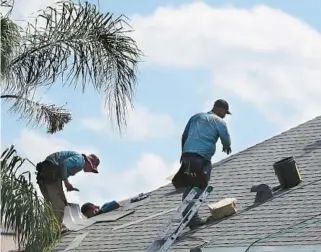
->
[222,146,232,155]
[64,180,75,192]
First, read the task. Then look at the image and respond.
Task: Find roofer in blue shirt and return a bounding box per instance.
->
[36,151,100,232]
[172,99,232,230]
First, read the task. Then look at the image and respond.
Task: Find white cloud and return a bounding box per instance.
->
[12,129,178,206]
[11,0,58,25]
[99,152,180,201]
[14,129,98,160]
[115,105,176,140]
[130,2,321,129]
[81,104,177,141]
[81,118,106,132]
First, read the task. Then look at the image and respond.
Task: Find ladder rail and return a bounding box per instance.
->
[146,186,213,252]
[159,186,213,251]
[161,188,199,236]
[146,187,200,252]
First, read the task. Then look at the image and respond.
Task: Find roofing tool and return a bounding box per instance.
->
[146,186,213,252]
[130,192,150,203]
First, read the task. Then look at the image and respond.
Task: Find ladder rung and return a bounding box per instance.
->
[171,217,182,223]
[146,186,213,252]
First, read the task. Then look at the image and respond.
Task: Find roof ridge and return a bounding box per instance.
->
[211,115,321,168]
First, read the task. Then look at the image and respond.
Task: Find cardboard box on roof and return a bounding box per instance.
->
[208,198,237,220]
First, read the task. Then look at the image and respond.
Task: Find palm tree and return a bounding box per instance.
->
[1,0,143,134]
[1,0,143,251]
[1,145,62,252]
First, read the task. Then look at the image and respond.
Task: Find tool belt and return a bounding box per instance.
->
[172,153,210,190]
[36,160,61,184]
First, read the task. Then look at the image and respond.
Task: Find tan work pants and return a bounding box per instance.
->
[38,179,67,226]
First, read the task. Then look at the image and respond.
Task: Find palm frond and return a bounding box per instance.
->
[0,0,15,16]
[5,0,143,131]
[1,145,61,252]
[0,15,21,78]
[1,93,72,134]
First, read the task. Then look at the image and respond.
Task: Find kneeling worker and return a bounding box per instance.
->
[36,151,100,232]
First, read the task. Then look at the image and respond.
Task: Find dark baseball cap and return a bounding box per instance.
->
[214,99,232,115]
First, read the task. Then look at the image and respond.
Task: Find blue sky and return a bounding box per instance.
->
[1,0,321,205]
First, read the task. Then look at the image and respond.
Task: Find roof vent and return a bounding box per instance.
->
[250,184,273,205]
[273,156,302,189]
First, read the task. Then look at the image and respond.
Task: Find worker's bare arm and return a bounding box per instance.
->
[63,179,74,191]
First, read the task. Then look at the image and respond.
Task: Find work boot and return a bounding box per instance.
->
[187,215,206,230]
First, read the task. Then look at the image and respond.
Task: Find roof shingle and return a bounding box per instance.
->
[54,115,321,251]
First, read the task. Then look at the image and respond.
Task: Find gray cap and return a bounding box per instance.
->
[214,99,232,114]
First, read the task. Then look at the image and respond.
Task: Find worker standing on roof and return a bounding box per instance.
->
[172,99,232,230]
[36,151,100,233]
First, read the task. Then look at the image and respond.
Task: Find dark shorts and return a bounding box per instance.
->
[36,160,61,184]
[172,153,212,190]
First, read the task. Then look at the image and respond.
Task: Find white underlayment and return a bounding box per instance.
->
[63,203,134,231]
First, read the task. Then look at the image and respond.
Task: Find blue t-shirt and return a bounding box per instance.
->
[100,201,120,213]
[45,151,85,180]
[182,111,231,161]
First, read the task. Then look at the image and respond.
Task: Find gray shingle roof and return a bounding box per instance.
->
[54,116,321,251]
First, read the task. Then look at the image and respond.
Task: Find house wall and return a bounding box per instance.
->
[1,234,18,252]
